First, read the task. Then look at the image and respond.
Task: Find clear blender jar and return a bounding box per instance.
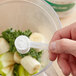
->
[0,0,61,76]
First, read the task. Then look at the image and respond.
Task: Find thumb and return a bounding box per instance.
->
[49,39,76,57]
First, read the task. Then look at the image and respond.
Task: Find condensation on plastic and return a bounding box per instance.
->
[0,0,61,76]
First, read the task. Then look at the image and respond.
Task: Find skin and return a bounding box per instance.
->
[49,22,76,76]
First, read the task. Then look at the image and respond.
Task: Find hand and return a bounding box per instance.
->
[49,22,76,76]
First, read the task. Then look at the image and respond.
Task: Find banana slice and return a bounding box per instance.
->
[2,66,14,75]
[0,52,15,67]
[29,33,46,52]
[14,52,22,64]
[21,56,41,74]
[2,66,10,74]
[29,33,45,43]
[0,38,9,54]
[6,66,14,76]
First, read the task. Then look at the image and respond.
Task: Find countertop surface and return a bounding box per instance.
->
[52,10,76,76]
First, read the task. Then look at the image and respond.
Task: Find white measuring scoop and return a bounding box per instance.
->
[15,35,49,54]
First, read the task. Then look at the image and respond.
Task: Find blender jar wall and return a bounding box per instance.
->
[0,0,61,76]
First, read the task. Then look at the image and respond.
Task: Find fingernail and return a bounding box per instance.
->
[50,42,56,51]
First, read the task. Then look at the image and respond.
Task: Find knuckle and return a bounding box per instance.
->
[54,30,60,36]
[72,26,76,33]
[58,39,66,51]
[60,39,66,46]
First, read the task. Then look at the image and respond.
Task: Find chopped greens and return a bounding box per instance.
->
[18,48,42,61]
[13,64,20,76]
[1,28,32,52]
[1,28,42,62]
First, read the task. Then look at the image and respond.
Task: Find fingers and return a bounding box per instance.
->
[71,23,76,40]
[49,39,76,57]
[49,22,76,61]
[69,55,76,76]
[49,24,72,61]
[58,54,71,76]
[49,31,61,61]
[51,22,76,41]
[49,52,57,61]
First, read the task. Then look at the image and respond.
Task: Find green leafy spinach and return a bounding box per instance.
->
[1,28,32,52]
[1,28,42,61]
[13,64,20,76]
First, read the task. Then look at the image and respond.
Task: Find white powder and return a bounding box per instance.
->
[15,35,30,54]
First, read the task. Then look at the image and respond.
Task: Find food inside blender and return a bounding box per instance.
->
[0,28,47,76]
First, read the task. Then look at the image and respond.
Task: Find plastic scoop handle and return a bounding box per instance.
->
[30,41,49,51]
